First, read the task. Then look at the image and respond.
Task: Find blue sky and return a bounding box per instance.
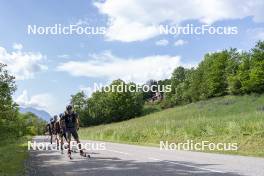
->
[0,0,263,115]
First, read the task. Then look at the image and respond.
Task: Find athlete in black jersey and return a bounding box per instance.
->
[46,118,55,144]
[61,105,90,158]
[59,113,67,153]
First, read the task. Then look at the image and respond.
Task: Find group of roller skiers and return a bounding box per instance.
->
[46,105,90,159]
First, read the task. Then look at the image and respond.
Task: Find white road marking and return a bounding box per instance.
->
[148,157,226,173]
[105,149,130,155]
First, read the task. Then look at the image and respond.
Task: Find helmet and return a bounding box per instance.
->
[66,105,73,111]
[54,115,58,121]
[50,118,53,122]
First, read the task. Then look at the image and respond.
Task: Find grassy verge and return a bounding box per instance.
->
[0,136,30,176]
[80,94,264,157]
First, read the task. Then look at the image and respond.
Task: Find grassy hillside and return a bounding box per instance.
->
[79,94,264,157]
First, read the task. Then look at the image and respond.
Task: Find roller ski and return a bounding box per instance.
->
[80,150,91,158]
[67,150,73,160]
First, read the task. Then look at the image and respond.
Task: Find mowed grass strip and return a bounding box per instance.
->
[80,94,264,157]
[0,136,30,176]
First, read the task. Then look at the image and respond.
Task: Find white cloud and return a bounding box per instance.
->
[12,43,23,50]
[0,44,47,80]
[79,85,95,97]
[15,90,57,114]
[174,39,188,46]
[94,0,264,42]
[75,18,90,26]
[248,28,264,40]
[257,32,264,40]
[104,18,158,42]
[57,54,69,59]
[57,51,183,84]
[155,39,169,46]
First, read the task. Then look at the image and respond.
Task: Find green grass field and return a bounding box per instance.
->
[80,94,264,157]
[0,136,30,176]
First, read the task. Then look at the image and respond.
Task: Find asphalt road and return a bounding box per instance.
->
[26,136,264,176]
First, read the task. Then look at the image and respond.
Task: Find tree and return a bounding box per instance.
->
[226,49,242,95]
[142,80,158,101]
[181,68,195,103]
[18,112,46,136]
[171,67,186,94]
[71,91,89,126]
[71,91,87,111]
[164,67,187,106]
[0,63,46,137]
[249,41,264,93]
[104,80,144,122]
[0,63,17,120]
[206,51,229,97]
[72,80,144,126]
[88,90,112,124]
[237,52,252,93]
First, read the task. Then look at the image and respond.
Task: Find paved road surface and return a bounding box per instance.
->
[26,136,264,176]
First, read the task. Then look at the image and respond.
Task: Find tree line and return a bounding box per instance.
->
[71,41,264,127]
[163,40,264,107]
[0,63,46,140]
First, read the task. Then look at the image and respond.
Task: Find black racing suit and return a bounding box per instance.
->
[46,123,52,135]
[59,116,67,141]
[61,111,79,141]
[61,111,86,156]
[46,121,55,144]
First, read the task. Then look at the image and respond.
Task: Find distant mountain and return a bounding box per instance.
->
[19,107,52,122]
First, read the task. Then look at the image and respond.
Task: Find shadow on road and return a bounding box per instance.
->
[26,150,242,176]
